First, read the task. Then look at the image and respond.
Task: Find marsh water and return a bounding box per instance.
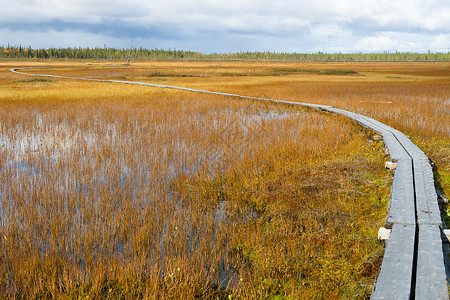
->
[0,98,319,293]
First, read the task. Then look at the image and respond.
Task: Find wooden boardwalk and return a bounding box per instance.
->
[11,68,449,299]
[322,108,448,299]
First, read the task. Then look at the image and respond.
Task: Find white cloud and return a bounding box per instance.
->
[429,34,450,52]
[357,35,399,52]
[356,32,448,53]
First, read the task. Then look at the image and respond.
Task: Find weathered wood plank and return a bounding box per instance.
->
[371,223,416,300]
[414,160,443,226]
[382,133,411,161]
[392,131,429,161]
[415,224,448,299]
[348,116,410,161]
[385,159,416,228]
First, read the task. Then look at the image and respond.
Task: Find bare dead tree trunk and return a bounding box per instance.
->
[126,40,133,68]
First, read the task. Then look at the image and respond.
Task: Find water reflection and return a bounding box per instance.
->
[0,104,304,293]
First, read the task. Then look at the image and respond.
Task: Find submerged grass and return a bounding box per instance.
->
[0,60,447,298]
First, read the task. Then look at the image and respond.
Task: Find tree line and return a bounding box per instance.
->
[1,45,449,62]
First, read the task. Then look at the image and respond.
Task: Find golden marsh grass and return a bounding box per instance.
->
[0,60,448,298]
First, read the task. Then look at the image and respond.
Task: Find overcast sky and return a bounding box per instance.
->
[1,0,449,53]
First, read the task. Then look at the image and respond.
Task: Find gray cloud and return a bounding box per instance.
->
[0,20,187,40]
[1,0,449,53]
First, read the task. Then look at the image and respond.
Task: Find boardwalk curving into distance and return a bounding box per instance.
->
[10,67,449,299]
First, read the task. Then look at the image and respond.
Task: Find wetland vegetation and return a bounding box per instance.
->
[0,60,448,298]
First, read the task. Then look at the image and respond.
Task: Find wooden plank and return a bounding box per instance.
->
[385,162,398,170]
[382,133,411,161]
[415,224,449,299]
[385,159,416,227]
[352,117,410,161]
[391,130,429,161]
[414,159,442,226]
[371,223,416,299]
